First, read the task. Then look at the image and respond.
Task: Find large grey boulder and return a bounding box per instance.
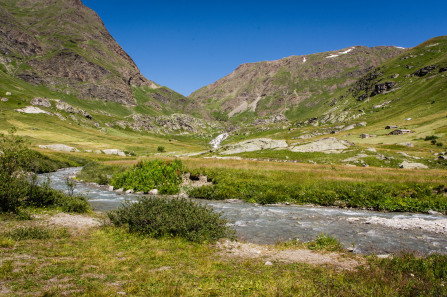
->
[399,161,428,169]
[102,149,126,156]
[289,137,352,153]
[38,144,80,152]
[220,138,288,155]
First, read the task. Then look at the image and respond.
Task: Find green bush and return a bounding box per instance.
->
[424,135,439,141]
[157,146,165,152]
[108,197,234,243]
[306,233,343,251]
[111,159,184,194]
[0,128,33,213]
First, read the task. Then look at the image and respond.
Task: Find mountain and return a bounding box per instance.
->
[188,46,405,123]
[0,0,186,111]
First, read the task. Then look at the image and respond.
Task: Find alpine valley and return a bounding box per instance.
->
[1,0,446,167]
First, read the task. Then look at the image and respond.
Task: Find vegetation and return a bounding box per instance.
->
[108,197,234,243]
[187,167,447,213]
[0,129,91,214]
[0,214,446,296]
[111,159,184,194]
[306,234,343,252]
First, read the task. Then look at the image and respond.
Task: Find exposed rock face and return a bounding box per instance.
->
[15,106,50,114]
[189,46,404,121]
[413,65,437,77]
[55,101,92,119]
[30,97,51,108]
[0,0,184,109]
[289,137,352,153]
[370,82,396,96]
[102,149,126,156]
[219,138,288,155]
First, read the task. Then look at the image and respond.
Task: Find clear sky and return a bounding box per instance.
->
[82,0,447,96]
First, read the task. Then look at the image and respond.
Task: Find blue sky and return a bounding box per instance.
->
[82,0,447,96]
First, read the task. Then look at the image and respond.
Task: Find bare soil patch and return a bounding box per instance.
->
[216,240,362,270]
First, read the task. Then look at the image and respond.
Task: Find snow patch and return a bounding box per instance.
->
[326,54,339,59]
[394,46,406,49]
[326,47,355,59]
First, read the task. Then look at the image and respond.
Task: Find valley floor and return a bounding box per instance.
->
[1,211,446,296]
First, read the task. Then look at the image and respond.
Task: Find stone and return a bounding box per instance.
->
[289,137,352,153]
[115,188,124,193]
[357,122,367,127]
[264,261,273,266]
[5,92,11,96]
[199,175,208,183]
[366,147,376,152]
[125,189,134,194]
[360,134,370,139]
[108,186,114,191]
[398,142,414,148]
[1,97,8,102]
[15,106,50,114]
[220,138,288,155]
[102,149,126,156]
[399,161,428,169]
[149,189,159,195]
[38,144,80,152]
[94,150,102,154]
[30,97,51,108]
[428,210,442,216]
[341,124,355,131]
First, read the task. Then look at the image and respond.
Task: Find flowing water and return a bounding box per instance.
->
[39,167,447,255]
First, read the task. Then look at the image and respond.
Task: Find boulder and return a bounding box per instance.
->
[31,97,51,108]
[5,92,11,96]
[115,188,124,193]
[38,144,80,152]
[149,189,159,195]
[108,186,114,191]
[125,189,134,194]
[1,98,8,102]
[399,161,428,169]
[341,124,356,131]
[289,137,352,153]
[220,138,288,155]
[102,149,126,156]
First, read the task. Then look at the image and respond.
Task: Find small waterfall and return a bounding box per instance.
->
[209,133,229,149]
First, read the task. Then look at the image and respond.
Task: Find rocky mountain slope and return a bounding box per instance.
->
[189,46,405,123]
[0,0,186,111]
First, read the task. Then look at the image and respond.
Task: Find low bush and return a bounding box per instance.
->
[306,234,343,251]
[424,135,439,141]
[111,159,184,194]
[108,197,234,243]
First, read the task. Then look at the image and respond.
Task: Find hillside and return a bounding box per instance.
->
[0,0,219,151]
[189,46,405,123]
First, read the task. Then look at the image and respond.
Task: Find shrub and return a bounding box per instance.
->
[157,146,165,152]
[431,139,437,145]
[111,159,184,194]
[306,233,343,251]
[0,128,32,213]
[425,135,439,141]
[436,142,443,147]
[108,197,234,243]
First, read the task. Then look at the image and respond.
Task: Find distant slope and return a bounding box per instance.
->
[189,46,405,123]
[0,0,187,113]
[334,35,447,130]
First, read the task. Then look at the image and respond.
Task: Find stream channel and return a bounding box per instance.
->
[39,167,447,255]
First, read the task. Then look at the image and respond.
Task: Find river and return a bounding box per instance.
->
[39,167,447,255]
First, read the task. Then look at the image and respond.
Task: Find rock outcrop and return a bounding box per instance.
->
[219,138,288,155]
[289,137,352,153]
